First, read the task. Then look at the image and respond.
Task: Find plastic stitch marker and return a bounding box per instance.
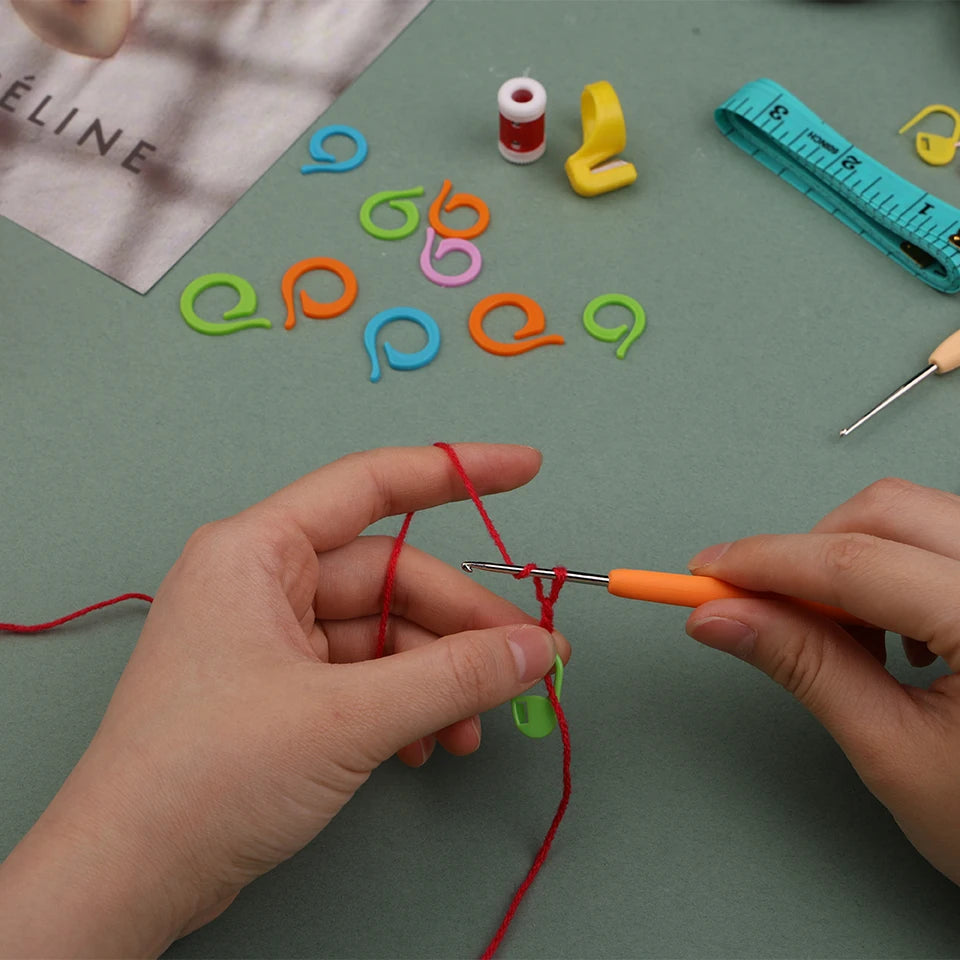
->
[363,307,441,383]
[281,258,357,331]
[301,124,367,174]
[419,227,483,287]
[715,79,960,294]
[180,273,272,336]
[468,293,565,356]
[564,81,637,198]
[583,294,646,359]
[511,656,563,738]
[899,105,960,167]
[359,187,424,240]
[428,179,490,240]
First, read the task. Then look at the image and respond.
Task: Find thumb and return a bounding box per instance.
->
[339,624,558,762]
[685,598,915,772]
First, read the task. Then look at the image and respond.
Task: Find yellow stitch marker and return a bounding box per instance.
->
[898,105,960,166]
[564,81,637,197]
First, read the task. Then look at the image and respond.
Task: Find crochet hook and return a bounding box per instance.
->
[461,561,867,626]
[839,326,960,437]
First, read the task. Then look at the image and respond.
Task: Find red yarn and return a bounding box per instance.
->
[375,509,414,659]
[480,563,570,960]
[0,593,153,633]
[4,443,570,958]
[377,442,571,959]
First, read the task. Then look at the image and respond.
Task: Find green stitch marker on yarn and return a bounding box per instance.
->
[583,293,646,359]
[511,655,564,738]
[180,273,272,336]
[359,186,425,240]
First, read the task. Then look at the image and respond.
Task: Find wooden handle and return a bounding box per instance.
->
[607,569,867,626]
[929,328,960,373]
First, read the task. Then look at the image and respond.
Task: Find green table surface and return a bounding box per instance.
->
[3,2,960,956]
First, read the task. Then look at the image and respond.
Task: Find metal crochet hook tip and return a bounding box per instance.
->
[839,363,938,437]
[461,561,608,586]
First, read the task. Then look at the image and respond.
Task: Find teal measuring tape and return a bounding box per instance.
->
[716,78,960,294]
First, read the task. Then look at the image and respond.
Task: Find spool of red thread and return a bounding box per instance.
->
[498,77,547,164]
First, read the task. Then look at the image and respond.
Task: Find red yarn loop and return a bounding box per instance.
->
[376,442,571,959]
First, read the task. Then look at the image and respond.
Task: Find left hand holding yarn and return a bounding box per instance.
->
[0,443,568,958]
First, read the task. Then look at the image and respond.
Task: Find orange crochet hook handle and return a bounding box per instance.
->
[607,569,867,626]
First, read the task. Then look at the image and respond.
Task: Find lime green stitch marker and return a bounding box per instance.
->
[583,293,646,359]
[511,656,563,738]
[180,273,272,336]
[359,187,425,240]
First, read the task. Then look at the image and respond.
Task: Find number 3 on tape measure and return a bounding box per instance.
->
[715,78,960,294]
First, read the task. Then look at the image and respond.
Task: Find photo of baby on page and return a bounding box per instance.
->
[0,0,431,292]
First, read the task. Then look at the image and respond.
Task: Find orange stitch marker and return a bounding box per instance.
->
[428,179,491,240]
[281,257,358,331]
[468,293,565,356]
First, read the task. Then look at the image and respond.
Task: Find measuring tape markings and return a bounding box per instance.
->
[715,79,960,294]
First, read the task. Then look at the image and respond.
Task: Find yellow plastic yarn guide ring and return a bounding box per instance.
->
[564,81,638,197]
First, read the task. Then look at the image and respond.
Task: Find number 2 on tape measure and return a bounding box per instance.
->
[715,78,960,294]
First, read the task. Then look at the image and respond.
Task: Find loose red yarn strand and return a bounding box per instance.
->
[0,593,153,633]
[376,442,571,959]
[481,668,571,959]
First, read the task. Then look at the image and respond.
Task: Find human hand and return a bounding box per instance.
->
[10,0,132,58]
[0,443,569,958]
[684,478,960,887]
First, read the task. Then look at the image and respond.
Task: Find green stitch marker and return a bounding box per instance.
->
[180,273,272,336]
[359,187,425,240]
[511,656,564,738]
[583,293,646,359]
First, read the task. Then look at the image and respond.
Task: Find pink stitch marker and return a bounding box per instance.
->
[419,227,483,287]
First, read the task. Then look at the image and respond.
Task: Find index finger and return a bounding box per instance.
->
[254,443,542,553]
[810,478,960,562]
[689,533,960,669]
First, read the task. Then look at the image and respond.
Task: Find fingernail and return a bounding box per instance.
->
[687,616,756,661]
[508,625,555,683]
[687,541,732,570]
[471,715,482,746]
[418,735,436,765]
